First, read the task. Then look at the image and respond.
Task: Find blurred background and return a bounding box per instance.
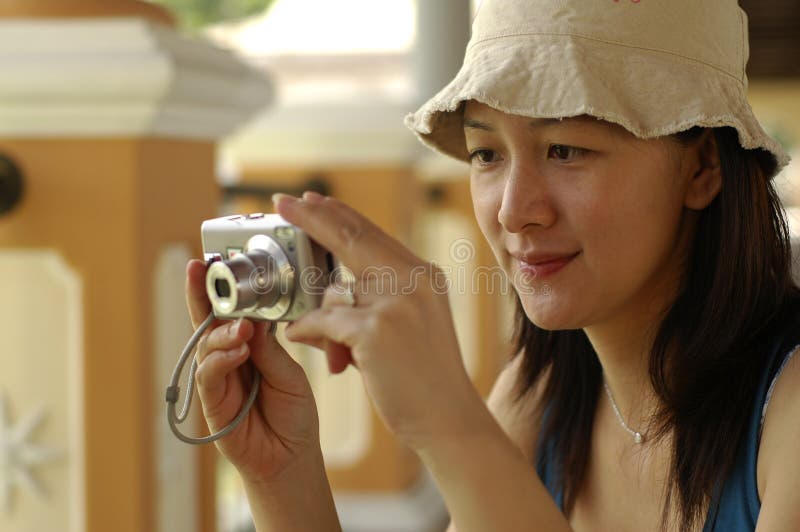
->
[0,1,797,531]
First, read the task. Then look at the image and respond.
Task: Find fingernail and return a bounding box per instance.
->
[272,193,296,208]
[186,258,203,274]
[302,190,326,203]
[226,343,247,359]
[230,319,242,336]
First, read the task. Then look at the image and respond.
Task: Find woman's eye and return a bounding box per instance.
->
[547,144,585,161]
[469,149,498,164]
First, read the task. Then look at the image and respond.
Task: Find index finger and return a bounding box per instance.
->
[272,192,419,277]
[185,259,213,329]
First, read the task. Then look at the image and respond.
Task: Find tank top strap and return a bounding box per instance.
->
[535,402,565,510]
[760,343,800,438]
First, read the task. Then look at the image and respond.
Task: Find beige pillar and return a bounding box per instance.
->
[0,3,270,532]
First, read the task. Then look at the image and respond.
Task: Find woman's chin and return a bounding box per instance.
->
[519,296,583,331]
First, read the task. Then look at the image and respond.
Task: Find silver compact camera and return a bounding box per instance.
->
[202,213,337,321]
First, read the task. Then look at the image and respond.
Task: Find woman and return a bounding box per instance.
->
[185,0,800,530]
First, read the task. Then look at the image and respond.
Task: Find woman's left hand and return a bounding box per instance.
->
[276,191,484,452]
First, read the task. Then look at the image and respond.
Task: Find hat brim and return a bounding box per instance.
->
[405,34,790,176]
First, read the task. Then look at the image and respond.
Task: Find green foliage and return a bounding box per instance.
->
[151,0,276,30]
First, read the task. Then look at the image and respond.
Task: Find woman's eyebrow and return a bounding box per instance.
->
[463,118,494,131]
[463,117,562,131]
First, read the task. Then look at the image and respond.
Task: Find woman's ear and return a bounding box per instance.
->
[683,129,723,210]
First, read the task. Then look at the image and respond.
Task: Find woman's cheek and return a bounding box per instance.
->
[471,182,501,234]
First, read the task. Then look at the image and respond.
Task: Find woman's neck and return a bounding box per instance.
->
[583,291,672,436]
[583,230,692,435]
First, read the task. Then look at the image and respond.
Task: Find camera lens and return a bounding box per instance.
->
[214,278,231,299]
[205,233,296,320]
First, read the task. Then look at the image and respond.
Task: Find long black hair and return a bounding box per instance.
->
[512,127,800,530]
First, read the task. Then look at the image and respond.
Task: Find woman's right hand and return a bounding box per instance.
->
[185,259,321,483]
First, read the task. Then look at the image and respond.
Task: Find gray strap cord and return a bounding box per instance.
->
[166,313,274,445]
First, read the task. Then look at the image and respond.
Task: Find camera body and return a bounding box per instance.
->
[201,213,335,321]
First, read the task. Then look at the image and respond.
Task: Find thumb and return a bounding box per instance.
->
[248,322,310,392]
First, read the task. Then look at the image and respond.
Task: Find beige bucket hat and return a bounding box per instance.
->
[404,0,789,176]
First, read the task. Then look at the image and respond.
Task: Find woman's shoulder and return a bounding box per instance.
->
[754,339,800,528]
[485,352,550,462]
[754,299,800,523]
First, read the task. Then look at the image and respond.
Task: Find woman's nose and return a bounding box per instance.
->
[497,164,557,233]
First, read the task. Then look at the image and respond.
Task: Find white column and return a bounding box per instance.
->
[412,0,471,108]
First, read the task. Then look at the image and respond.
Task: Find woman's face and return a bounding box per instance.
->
[465,101,695,331]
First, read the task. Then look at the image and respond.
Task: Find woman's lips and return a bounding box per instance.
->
[516,252,579,279]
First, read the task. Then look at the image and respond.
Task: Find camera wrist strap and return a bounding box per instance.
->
[165,313,269,445]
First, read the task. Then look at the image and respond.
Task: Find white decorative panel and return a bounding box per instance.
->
[153,244,198,532]
[416,211,480,378]
[288,340,372,468]
[0,250,84,532]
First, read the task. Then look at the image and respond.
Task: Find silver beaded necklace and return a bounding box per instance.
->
[603,379,645,444]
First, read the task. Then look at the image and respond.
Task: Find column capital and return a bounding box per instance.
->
[0,18,272,140]
[0,0,175,27]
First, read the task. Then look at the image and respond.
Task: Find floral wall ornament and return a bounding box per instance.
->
[0,392,62,514]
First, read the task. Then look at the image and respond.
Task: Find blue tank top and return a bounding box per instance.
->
[535,321,800,530]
